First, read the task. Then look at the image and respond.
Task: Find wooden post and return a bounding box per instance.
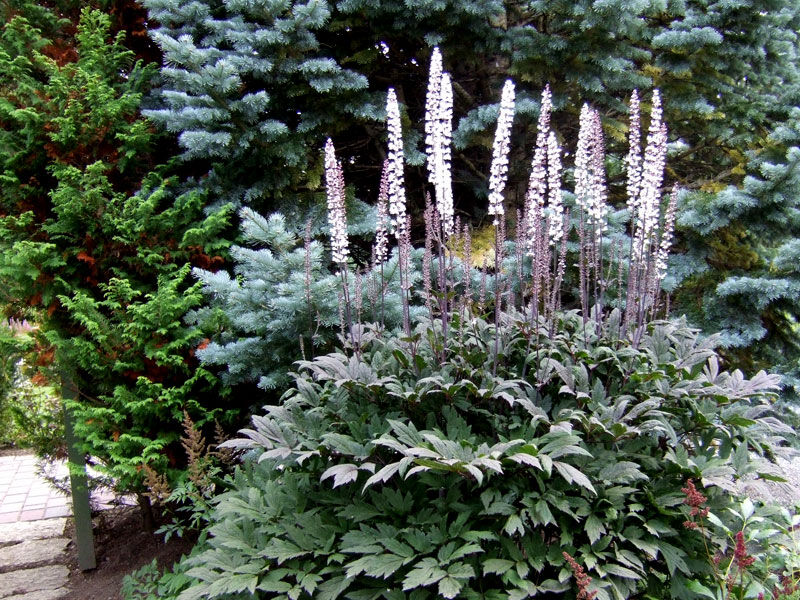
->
[61,374,96,571]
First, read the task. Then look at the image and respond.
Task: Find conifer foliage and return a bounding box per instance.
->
[0,3,233,494]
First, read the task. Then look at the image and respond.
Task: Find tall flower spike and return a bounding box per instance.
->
[487,79,515,224]
[574,103,593,215]
[575,104,609,237]
[373,160,390,264]
[425,46,443,183]
[655,185,678,282]
[324,138,348,265]
[386,88,407,239]
[546,131,564,245]
[525,85,552,254]
[626,90,642,218]
[589,109,608,235]
[436,71,454,235]
[633,90,667,261]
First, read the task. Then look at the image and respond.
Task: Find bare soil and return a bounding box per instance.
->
[61,505,195,600]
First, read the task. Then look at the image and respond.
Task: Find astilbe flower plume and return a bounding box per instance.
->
[386,88,407,239]
[734,531,756,570]
[324,138,348,265]
[526,87,552,205]
[433,72,454,235]
[632,89,667,263]
[424,46,443,174]
[681,478,709,529]
[424,48,454,236]
[525,85,552,255]
[487,80,515,224]
[624,89,669,335]
[589,110,608,232]
[563,552,596,600]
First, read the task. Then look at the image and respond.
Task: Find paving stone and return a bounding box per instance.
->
[41,508,69,520]
[0,538,68,571]
[0,566,69,598]
[0,519,67,546]
[6,589,68,600]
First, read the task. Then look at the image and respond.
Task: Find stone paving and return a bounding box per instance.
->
[0,454,70,524]
[0,451,135,599]
[0,517,70,599]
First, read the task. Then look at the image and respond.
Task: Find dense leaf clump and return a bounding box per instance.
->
[153,311,796,600]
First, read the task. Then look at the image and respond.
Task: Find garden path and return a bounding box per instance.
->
[0,451,131,599]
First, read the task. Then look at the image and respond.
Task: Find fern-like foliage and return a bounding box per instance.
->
[163,311,794,600]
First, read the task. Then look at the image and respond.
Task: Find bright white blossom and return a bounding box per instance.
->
[656,186,678,281]
[425,46,443,178]
[425,55,454,235]
[324,138,348,265]
[574,104,609,239]
[525,85,552,254]
[626,90,642,218]
[632,90,668,262]
[546,131,564,244]
[487,79,515,224]
[574,104,593,212]
[386,88,407,239]
[373,160,390,263]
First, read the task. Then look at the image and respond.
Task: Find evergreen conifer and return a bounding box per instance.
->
[143,0,800,390]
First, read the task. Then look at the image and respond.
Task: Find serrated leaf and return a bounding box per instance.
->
[597,461,647,484]
[449,543,484,562]
[438,576,462,599]
[508,453,542,469]
[483,558,514,575]
[740,497,754,520]
[553,461,596,494]
[345,554,409,579]
[685,579,717,599]
[363,461,403,490]
[402,558,447,590]
[586,514,606,544]
[660,541,690,576]
[316,575,350,600]
[604,564,641,580]
[504,514,525,536]
[262,538,309,563]
[321,463,360,488]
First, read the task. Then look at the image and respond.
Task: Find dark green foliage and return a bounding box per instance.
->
[0,5,235,493]
[148,311,795,600]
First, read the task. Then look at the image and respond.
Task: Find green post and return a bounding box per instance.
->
[62,374,96,571]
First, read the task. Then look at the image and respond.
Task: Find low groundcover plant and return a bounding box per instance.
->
[156,310,795,600]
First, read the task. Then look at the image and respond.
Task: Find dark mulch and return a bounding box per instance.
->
[62,505,195,600]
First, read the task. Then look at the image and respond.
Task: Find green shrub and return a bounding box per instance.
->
[0,319,39,446]
[157,310,795,600]
[5,367,63,455]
